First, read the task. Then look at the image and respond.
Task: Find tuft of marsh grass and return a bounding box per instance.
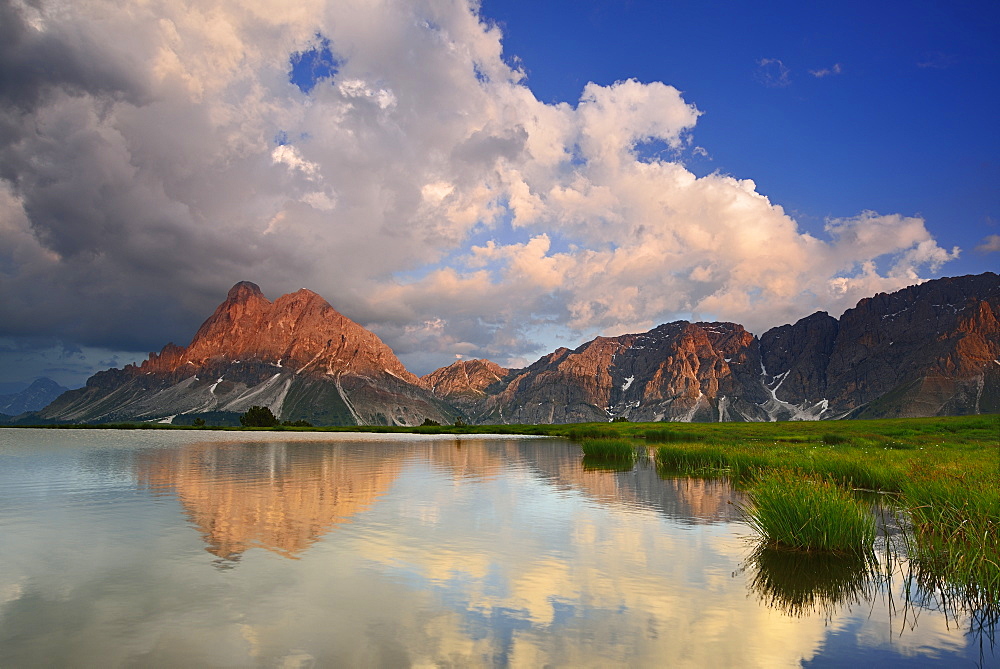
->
[580,438,637,464]
[741,470,877,554]
[655,444,768,480]
[567,426,615,441]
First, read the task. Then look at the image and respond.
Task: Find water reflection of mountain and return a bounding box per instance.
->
[134,438,742,564]
[516,443,745,524]
[135,441,402,562]
[409,439,743,524]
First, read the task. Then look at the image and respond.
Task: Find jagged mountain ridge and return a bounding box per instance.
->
[425,272,1000,422]
[27,272,1000,425]
[39,282,457,426]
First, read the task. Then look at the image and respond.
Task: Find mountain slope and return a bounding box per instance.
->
[39,282,457,426]
[28,272,1000,426]
[0,378,69,415]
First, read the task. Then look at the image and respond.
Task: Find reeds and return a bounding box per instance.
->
[655,444,768,480]
[741,470,877,554]
[580,438,637,464]
[644,429,706,444]
[902,473,1000,614]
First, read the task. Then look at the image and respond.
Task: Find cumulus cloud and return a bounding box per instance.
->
[0,0,962,380]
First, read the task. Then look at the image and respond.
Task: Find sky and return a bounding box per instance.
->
[0,0,997,390]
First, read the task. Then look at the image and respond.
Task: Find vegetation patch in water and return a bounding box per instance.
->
[742,470,877,554]
[902,472,1000,620]
[579,438,637,464]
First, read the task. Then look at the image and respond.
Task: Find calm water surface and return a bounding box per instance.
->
[0,428,994,667]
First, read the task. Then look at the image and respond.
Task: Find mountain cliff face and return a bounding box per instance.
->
[463,322,774,424]
[420,359,510,420]
[40,282,457,426]
[426,272,1000,423]
[823,273,1000,417]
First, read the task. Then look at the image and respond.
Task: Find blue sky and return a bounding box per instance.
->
[0,0,997,390]
[481,0,999,271]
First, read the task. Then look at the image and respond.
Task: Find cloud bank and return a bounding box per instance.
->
[0,0,960,378]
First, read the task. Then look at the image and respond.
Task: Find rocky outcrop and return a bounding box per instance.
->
[421,359,510,421]
[39,282,457,426]
[466,322,773,423]
[824,273,1000,417]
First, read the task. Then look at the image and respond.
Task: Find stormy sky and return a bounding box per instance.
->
[1,0,997,388]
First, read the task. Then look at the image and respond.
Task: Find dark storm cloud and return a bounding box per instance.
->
[0,0,145,114]
[0,0,292,356]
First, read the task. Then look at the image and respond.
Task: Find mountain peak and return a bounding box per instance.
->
[226,281,265,303]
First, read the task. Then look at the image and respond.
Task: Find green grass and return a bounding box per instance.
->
[580,438,637,464]
[901,472,1000,614]
[741,470,877,554]
[644,428,706,443]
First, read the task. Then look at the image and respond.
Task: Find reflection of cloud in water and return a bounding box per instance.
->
[352,482,834,667]
[0,433,986,666]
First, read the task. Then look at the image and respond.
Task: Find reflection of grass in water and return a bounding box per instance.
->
[579,438,637,464]
[744,545,878,619]
[581,457,634,472]
[902,472,1000,636]
[741,470,877,554]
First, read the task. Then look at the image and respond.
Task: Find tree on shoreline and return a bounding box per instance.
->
[240,405,278,427]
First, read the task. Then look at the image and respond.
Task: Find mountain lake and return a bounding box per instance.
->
[0,428,995,667]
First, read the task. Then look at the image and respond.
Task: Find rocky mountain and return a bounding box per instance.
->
[821,272,1000,418]
[421,359,510,420]
[21,272,1000,426]
[38,282,458,426]
[426,272,1000,423]
[0,377,69,416]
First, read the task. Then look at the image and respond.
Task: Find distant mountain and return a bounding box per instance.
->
[0,377,69,415]
[425,272,1000,423]
[39,282,458,426]
[27,272,1000,426]
[421,359,510,421]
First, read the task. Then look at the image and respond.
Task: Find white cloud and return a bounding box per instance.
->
[0,0,962,377]
[757,58,791,87]
[809,63,842,78]
[975,234,1000,254]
